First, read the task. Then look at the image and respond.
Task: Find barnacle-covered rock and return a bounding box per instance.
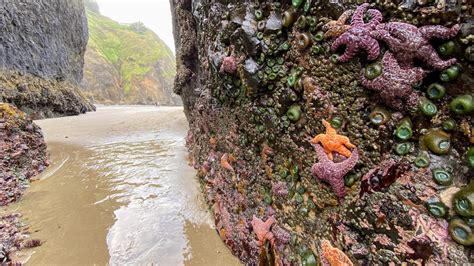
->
[171,0,473,264]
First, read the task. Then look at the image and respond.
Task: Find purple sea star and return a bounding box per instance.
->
[311,144,359,199]
[331,3,383,62]
[371,22,460,70]
[360,52,426,110]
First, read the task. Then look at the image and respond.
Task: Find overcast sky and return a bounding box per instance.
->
[95,0,175,53]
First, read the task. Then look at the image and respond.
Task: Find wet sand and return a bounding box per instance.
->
[7,106,241,265]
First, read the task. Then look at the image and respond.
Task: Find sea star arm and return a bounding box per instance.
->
[351,3,369,27]
[338,10,353,24]
[363,38,381,61]
[338,45,360,62]
[371,29,403,48]
[310,134,323,144]
[334,145,352,158]
[331,33,349,51]
[359,69,383,91]
[407,66,426,82]
[417,45,457,70]
[420,24,460,40]
[339,148,359,175]
[342,137,356,149]
[366,9,383,28]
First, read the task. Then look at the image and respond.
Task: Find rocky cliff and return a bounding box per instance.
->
[0,0,94,118]
[172,0,473,265]
[81,8,180,105]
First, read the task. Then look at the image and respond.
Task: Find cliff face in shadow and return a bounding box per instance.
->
[81,8,180,105]
[0,0,94,118]
[171,0,473,265]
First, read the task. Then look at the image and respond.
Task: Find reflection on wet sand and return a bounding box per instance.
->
[8,106,241,265]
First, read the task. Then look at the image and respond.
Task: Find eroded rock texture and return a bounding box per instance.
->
[172,0,473,265]
[0,0,93,117]
[0,103,48,206]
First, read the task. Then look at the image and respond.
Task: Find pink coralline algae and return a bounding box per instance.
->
[332,3,383,62]
[271,181,288,197]
[220,55,237,74]
[371,22,460,70]
[360,52,426,111]
[251,215,275,247]
[311,144,359,199]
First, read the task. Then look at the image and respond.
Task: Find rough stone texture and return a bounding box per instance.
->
[0,0,88,84]
[0,0,94,117]
[0,71,96,119]
[171,0,473,265]
[0,103,48,205]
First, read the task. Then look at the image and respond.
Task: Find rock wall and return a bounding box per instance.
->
[0,0,94,117]
[171,0,473,265]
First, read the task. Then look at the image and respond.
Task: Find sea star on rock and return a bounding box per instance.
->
[331,3,383,62]
[311,144,359,199]
[320,239,354,266]
[310,119,356,160]
[251,215,275,247]
[371,22,460,70]
[360,52,426,111]
[322,10,353,39]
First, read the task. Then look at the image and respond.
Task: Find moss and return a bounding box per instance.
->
[86,10,176,93]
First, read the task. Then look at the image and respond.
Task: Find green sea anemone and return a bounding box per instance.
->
[395,118,413,140]
[440,65,460,82]
[330,117,343,129]
[467,147,474,168]
[426,83,446,100]
[453,184,474,217]
[300,249,317,266]
[364,62,383,80]
[297,33,312,50]
[450,94,474,115]
[282,10,297,27]
[422,129,450,155]
[255,10,264,21]
[418,98,438,117]
[394,142,412,156]
[369,107,391,125]
[292,0,304,9]
[414,152,430,168]
[432,168,453,186]
[438,41,455,56]
[449,218,474,246]
[442,119,456,131]
[287,105,302,122]
[426,202,448,218]
[344,174,358,187]
[314,31,324,41]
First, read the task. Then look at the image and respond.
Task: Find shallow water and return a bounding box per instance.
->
[7,106,240,265]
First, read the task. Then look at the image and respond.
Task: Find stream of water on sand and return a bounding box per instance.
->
[7,106,241,265]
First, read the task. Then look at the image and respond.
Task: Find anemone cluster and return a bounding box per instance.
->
[176,0,473,264]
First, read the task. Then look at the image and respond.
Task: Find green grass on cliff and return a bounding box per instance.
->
[86,10,175,93]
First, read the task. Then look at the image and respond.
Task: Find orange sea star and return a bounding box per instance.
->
[310,119,356,160]
[323,10,353,39]
[321,240,354,266]
[251,215,275,247]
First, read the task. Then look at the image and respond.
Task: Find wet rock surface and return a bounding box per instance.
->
[0,71,95,119]
[0,103,47,261]
[171,0,473,264]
